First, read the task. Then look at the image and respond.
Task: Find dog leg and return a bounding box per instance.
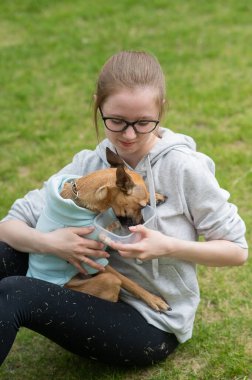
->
[104,265,170,312]
[155,192,167,205]
[65,272,122,303]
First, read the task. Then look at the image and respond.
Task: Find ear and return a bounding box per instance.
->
[116,166,134,194]
[60,183,72,199]
[106,147,124,167]
[132,185,148,204]
[95,185,109,201]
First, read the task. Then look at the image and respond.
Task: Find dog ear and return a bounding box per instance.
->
[132,185,148,206]
[106,147,124,168]
[60,183,72,199]
[116,166,134,194]
[95,185,109,201]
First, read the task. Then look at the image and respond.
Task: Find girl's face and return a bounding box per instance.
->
[101,87,161,168]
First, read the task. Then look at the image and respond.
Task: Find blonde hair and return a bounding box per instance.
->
[93,51,166,136]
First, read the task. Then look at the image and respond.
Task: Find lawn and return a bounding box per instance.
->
[0,0,251,379]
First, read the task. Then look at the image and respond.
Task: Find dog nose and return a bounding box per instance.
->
[117,216,144,227]
[117,216,134,227]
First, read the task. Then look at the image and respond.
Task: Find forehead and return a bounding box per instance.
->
[102,87,160,118]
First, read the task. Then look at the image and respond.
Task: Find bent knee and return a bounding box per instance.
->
[0,275,32,295]
[98,272,122,287]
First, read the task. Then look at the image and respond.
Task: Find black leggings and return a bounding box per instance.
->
[0,242,178,367]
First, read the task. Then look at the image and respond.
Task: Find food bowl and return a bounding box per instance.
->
[94,205,156,245]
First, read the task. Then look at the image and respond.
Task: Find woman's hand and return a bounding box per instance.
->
[45,226,109,274]
[105,224,248,267]
[104,225,175,261]
[0,220,109,273]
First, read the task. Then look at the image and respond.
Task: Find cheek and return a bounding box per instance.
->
[105,129,115,142]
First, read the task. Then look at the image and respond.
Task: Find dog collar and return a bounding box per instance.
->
[70,180,79,200]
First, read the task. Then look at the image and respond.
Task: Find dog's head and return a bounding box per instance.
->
[91,148,150,225]
[110,167,149,226]
[61,148,165,225]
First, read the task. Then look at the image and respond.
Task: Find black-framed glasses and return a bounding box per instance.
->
[99,107,159,134]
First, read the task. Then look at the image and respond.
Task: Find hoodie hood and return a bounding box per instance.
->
[94,127,197,278]
[95,127,196,169]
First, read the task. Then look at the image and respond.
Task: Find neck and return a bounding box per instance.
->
[116,135,159,168]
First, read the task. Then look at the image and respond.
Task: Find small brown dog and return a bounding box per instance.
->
[61,148,169,312]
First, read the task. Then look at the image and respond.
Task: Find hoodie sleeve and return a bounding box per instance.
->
[0,150,95,227]
[178,152,248,249]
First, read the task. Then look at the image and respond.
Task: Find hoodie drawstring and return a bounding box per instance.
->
[146,155,160,279]
[135,155,159,278]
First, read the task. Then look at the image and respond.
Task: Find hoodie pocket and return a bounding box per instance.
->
[157,199,183,219]
[158,260,199,299]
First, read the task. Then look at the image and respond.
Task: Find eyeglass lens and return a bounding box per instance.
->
[104,118,158,133]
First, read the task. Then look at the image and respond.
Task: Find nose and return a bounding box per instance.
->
[122,125,137,139]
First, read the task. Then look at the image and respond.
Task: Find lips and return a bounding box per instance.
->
[119,140,136,147]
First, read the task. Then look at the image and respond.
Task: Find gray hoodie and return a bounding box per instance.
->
[1,128,247,343]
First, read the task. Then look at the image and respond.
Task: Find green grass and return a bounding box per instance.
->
[0,0,251,378]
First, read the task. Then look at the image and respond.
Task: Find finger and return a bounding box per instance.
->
[117,249,137,257]
[113,242,140,251]
[68,259,88,275]
[128,225,148,234]
[79,256,106,272]
[69,226,95,236]
[102,239,125,250]
[81,239,105,250]
[81,249,110,259]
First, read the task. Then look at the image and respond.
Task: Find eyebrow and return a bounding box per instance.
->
[105,114,156,120]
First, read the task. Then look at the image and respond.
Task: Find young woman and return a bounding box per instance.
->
[0,51,248,367]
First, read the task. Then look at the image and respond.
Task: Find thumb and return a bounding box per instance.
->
[128,224,149,234]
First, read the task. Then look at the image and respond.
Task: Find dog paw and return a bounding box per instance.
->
[146,295,171,312]
[155,193,167,205]
[106,220,122,232]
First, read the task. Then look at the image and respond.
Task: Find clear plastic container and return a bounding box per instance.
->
[94,205,156,244]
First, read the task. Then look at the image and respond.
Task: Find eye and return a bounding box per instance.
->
[136,120,150,127]
[110,118,125,125]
